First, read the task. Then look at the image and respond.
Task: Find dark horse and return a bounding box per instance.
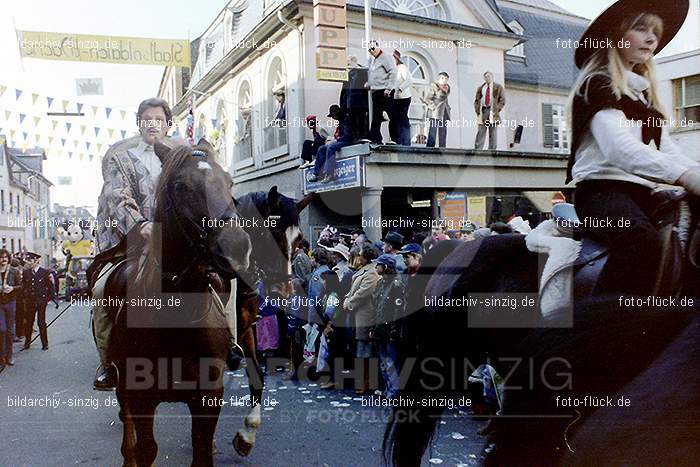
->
[98,139,310,466]
[384,226,700,465]
[223,185,312,456]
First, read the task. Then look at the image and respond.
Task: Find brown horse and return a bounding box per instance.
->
[104,139,254,467]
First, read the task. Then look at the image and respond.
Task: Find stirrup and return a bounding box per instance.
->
[226,343,245,372]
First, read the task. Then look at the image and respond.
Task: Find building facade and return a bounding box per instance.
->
[656,48,700,154]
[158,0,587,242]
[0,140,53,265]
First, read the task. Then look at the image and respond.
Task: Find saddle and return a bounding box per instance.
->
[552,190,691,299]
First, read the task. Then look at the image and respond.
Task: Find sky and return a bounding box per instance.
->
[0,0,698,211]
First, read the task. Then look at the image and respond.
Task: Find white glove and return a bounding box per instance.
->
[678,169,700,197]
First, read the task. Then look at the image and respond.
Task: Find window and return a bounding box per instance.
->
[205,23,225,69]
[673,75,700,125]
[542,103,569,151]
[374,0,446,20]
[1,238,5,248]
[404,54,431,145]
[263,56,288,155]
[10,239,14,253]
[234,80,254,165]
[214,100,231,169]
[18,239,21,252]
[16,194,20,214]
[195,114,207,142]
[228,0,248,40]
[507,21,525,58]
[1,190,4,212]
[9,192,13,213]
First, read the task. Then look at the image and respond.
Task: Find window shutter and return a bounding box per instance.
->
[542,103,554,148]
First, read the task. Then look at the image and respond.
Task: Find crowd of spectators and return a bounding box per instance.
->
[252,219,521,399]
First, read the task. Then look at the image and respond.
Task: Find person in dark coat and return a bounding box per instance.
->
[0,249,22,366]
[309,105,355,183]
[21,252,55,350]
[371,254,406,399]
[340,56,370,142]
[300,115,329,164]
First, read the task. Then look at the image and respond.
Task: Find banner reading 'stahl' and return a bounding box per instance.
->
[17,31,190,68]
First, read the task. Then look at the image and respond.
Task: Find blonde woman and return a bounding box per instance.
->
[567,1,694,295]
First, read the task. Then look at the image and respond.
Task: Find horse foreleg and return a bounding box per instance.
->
[132,400,158,467]
[233,329,263,457]
[188,396,221,467]
[119,401,137,467]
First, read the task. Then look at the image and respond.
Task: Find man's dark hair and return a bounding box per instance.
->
[490,222,513,234]
[314,247,331,265]
[438,72,450,79]
[361,243,380,262]
[0,248,10,259]
[300,239,310,251]
[137,97,173,127]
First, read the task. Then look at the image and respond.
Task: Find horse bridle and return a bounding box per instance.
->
[161,150,239,284]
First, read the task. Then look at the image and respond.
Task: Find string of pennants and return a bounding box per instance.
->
[0,83,137,161]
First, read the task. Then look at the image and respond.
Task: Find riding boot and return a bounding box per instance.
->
[94,348,117,391]
[39,324,48,350]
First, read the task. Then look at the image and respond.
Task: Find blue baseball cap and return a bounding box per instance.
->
[375,254,397,270]
[399,243,421,254]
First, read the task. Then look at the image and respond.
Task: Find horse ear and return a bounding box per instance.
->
[153,140,171,162]
[268,186,280,209]
[196,138,215,152]
[296,192,314,213]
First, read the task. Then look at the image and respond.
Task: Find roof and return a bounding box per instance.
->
[498,5,587,90]
[499,0,580,16]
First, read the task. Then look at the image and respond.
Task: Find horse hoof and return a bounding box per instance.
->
[233,433,253,457]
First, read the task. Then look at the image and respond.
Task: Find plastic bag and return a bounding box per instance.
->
[316,334,331,372]
[302,323,319,364]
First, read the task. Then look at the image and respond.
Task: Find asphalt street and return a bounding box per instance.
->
[0,302,487,466]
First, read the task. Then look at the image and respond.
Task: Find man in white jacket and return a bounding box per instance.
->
[367,40,397,144]
[390,50,413,146]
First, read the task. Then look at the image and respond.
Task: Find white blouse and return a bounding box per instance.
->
[572,71,699,188]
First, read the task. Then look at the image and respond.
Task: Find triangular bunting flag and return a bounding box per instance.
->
[120,110,127,120]
[52,120,58,130]
[32,93,39,105]
[66,122,72,132]
[108,129,115,138]
[77,103,83,114]
[10,130,16,138]
[62,100,69,112]
[97,143,103,153]
[61,138,66,147]
[22,132,28,141]
[48,136,54,145]
[15,89,22,100]
[121,130,127,139]
[68,152,72,159]
[211,118,218,128]
[19,114,26,124]
[80,125,86,135]
[105,108,112,118]
[92,106,99,117]
[94,127,100,137]
[79,153,84,161]
[33,116,40,127]
[4,110,10,120]
[89,154,94,162]
[0,85,6,96]
[86,142,91,150]
[34,134,40,144]
[47,96,54,108]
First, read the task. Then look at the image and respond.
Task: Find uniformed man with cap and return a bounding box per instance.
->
[21,252,55,350]
[371,253,406,399]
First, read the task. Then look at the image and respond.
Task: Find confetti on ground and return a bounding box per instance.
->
[278,386,287,390]
[469,454,477,459]
[428,458,443,464]
[451,432,465,440]
[342,396,352,400]
[301,391,311,394]
[303,399,314,403]
[263,407,274,411]
[308,383,318,387]
[316,395,326,399]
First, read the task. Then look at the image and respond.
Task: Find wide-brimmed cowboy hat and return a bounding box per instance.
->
[574,0,688,69]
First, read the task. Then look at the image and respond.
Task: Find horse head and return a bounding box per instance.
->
[237,186,313,299]
[152,138,252,278]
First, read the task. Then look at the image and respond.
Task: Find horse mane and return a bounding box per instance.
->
[153,144,199,223]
